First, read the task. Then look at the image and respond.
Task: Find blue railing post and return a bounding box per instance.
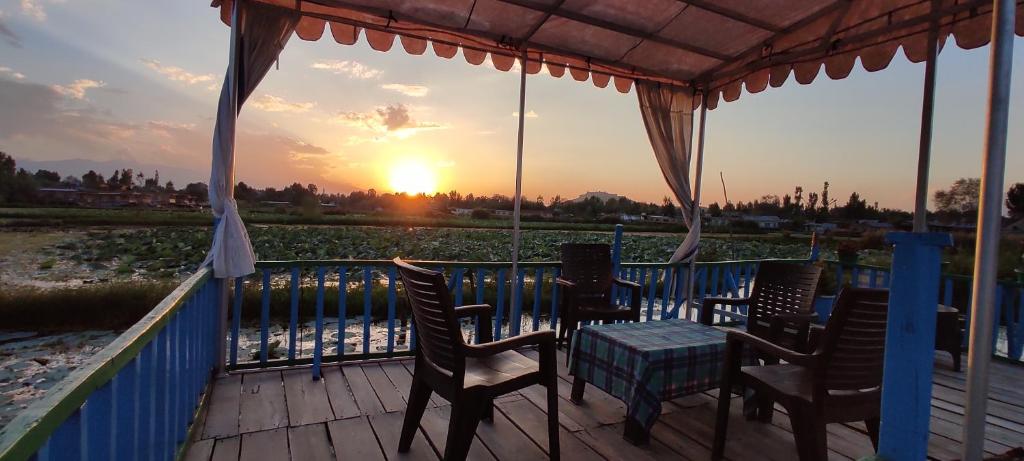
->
[877,231,952,461]
[611,224,623,302]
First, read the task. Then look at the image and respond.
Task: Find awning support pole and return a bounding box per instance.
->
[912,0,940,232]
[216,0,243,377]
[509,47,528,335]
[685,91,708,318]
[962,0,1016,458]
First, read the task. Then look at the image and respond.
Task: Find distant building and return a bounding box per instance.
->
[450,208,474,216]
[742,215,785,230]
[804,222,838,234]
[36,188,200,208]
[852,219,894,232]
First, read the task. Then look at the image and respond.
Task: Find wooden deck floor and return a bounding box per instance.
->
[183,350,1024,461]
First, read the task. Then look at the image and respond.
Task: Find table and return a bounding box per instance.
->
[567,319,734,444]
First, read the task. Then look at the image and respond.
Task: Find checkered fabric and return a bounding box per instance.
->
[568,319,732,432]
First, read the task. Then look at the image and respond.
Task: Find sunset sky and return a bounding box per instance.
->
[0,0,1022,210]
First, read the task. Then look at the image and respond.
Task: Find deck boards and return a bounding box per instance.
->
[187,350,1024,461]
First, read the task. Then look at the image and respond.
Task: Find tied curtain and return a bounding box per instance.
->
[636,81,700,263]
[204,2,299,278]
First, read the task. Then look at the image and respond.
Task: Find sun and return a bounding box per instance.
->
[389,158,438,195]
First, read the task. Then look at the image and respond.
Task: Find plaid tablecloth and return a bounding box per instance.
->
[568,319,732,432]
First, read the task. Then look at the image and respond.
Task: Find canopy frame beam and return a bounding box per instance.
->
[509,46,528,335]
[913,0,941,232]
[962,0,1016,458]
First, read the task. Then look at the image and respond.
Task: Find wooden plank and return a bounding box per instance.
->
[419,406,496,461]
[323,366,361,419]
[494,396,600,461]
[283,369,334,426]
[363,364,406,413]
[573,423,681,461]
[649,421,708,461]
[328,416,388,461]
[346,365,387,416]
[518,384,590,432]
[210,437,240,461]
[182,438,215,461]
[288,424,335,461]
[368,411,439,460]
[382,361,435,408]
[473,404,548,460]
[239,428,289,461]
[203,374,241,439]
[239,371,288,433]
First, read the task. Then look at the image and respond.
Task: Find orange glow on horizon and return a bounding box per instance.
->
[388,157,439,195]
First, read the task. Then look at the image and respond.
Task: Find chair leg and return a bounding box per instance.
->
[546,375,561,461]
[756,394,775,423]
[789,406,827,461]
[865,417,880,450]
[711,379,732,460]
[951,349,962,372]
[444,402,481,461]
[399,378,432,452]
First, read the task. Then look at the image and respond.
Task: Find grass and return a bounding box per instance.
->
[0,281,179,331]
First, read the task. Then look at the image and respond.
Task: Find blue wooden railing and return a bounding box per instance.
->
[225,258,805,376]
[0,268,221,461]
[817,261,1024,362]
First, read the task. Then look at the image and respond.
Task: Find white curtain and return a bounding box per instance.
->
[204,2,299,278]
[636,81,700,263]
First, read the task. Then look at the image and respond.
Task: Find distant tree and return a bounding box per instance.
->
[107,170,121,189]
[471,209,491,219]
[821,181,830,213]
[235,181,258,202]
[120,168,135,190]
[33,169,61,185]
[794,186,803,208]
[707,202,722,217]
[934,178,980,221]
[184,182,208,199]
[82,170,102,190]
[164,181,176,192]
[661,196,676,217]
[62,175,82,188]
[8,169,38,203]
[0,152,16,203]
[806,192,820,213]
[842,192,868,220]
[1006,183,1024,219]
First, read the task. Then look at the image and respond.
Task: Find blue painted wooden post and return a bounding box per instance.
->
[532,268,544,332]
[660,267,673,319]
[495,268,507,340]
[877,232,952,461]
[230,278,243,367]
[611,224,623,302]
[288,267,300,360]
[645,268,657,321]
[511,268,525,336]
[313,267,326,379]
[475,268,485,305]
[337,266,347,355]
[259,269,271,365]
[453,268,465,307]
[550,267,561,331]
[386,266,397,354]
[362,267,372,355]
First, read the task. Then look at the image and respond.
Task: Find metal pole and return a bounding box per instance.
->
[962,0,1015,458]
[509,47,528,332]
[216,0,243,376]
[912,0,940,232]
[686,91,708,317]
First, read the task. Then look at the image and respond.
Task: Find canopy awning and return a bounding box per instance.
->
[211,0,1023,108]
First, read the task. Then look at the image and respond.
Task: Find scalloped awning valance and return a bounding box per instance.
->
[210,0,1023,108]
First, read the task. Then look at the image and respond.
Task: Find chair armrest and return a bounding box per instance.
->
[807,324,825,351]
[613,278,640,290]
[768,312,818,350]
[454,304,494,344]
[725,329,817,367]
[613,278,643,313]
[703,296,751,306]
[453,304,494,318]
[464,331,556,358]
[700,297,751,325]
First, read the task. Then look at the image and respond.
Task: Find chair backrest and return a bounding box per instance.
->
[815,287,889,392]
[746,261,822,342]
[394,258,464,378]
[560,244,613,299]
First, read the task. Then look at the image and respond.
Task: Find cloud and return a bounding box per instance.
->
[331,103,445,143]
[0,66,25,80]
[249,94,316,113]
[20,0,45,21]
[512,110,539,118]
[310,60,381,79]
[140,59,216,85]
[0,11,22,47]
[381,83,429,97]
[51,79,105,100]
